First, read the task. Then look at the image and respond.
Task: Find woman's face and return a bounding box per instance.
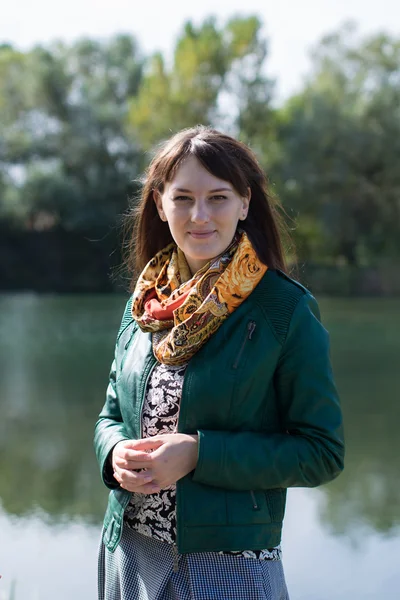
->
[154,156,250,274]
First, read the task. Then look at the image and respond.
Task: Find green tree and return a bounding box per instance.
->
[274,22,400,266]
[127,16,275,153]
[0,35,144,230]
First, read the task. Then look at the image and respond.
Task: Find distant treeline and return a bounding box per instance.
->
[1,18,399,293]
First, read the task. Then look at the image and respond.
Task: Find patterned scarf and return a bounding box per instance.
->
[131,231,267,365]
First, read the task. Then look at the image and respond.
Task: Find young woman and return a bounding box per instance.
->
[94,126,345,600]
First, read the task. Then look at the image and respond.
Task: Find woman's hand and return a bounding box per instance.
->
[112,433,199,494]
[112,440,157,494]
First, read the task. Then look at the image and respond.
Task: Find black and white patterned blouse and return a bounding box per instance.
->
[124,361,282,561]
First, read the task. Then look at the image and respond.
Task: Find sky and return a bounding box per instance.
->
[1,0,399,100]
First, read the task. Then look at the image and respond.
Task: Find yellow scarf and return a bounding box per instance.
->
[132,231,267,365]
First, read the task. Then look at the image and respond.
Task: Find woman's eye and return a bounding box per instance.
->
[173,195,227,202]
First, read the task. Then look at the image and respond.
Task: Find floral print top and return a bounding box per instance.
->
[124,361,282,561]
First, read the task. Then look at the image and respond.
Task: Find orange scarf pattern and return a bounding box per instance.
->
[131,231,267,365]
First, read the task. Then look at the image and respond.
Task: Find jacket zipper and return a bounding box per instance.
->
[140,348,183,572]
[250,490,259,510]
[233,320,256,369]
[172,542,180,572]
[139,355,158,440]
[124,353,156,494]
[172,362,193,571]
[233,323,258,511]
[138,354,182,571]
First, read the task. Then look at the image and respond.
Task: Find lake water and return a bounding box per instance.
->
[0,294,399,600]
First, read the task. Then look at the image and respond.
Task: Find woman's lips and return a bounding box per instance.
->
[189,231,215,239]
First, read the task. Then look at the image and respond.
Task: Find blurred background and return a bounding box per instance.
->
[0,1,399,599]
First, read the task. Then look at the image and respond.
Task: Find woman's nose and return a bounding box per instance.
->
[191,200,210,223]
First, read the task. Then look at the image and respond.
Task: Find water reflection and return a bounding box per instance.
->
[0,294,125,523]
[0,294,399,538]
[0,508,99,600]
[319,297,400,537]
[1,491,399,600]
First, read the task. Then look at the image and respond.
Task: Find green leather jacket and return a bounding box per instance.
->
[94,269,344,554]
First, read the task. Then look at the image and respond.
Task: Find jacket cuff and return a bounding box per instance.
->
[103,446,119,488]
[100,435,130,490]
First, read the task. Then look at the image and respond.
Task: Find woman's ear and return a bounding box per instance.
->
[240,187,251,221]
[153,190,167,222]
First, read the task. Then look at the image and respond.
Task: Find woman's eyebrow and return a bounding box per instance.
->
[172,187,232,193]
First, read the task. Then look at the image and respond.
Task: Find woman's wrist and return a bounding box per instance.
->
[185,434,199,470]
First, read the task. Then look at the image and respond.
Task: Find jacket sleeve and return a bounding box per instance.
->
[192,293,345,491]
[93,299,135,489]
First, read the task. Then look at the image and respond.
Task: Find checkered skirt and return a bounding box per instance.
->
[98,524,289,600]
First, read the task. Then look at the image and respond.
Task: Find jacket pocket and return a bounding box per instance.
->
[232,321,256,370]
[264,488,286,522]
[116,323,137,382]
[227,489,272,525]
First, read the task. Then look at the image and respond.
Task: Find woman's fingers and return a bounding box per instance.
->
[113,444,153,472]
[115,447,153,467]
[139,483,161,495]
[113,467,160,494]
[114,466,152,485]
[126,438,165,452]
[113,437,167,471]
[116,458,152,470]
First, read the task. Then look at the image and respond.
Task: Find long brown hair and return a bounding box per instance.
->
[123,126,295,290]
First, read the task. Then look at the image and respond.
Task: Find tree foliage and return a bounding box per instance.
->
[1,35,144,228]
[127,16,274,151]
[0,19,399,268]
[274,22,400,265]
